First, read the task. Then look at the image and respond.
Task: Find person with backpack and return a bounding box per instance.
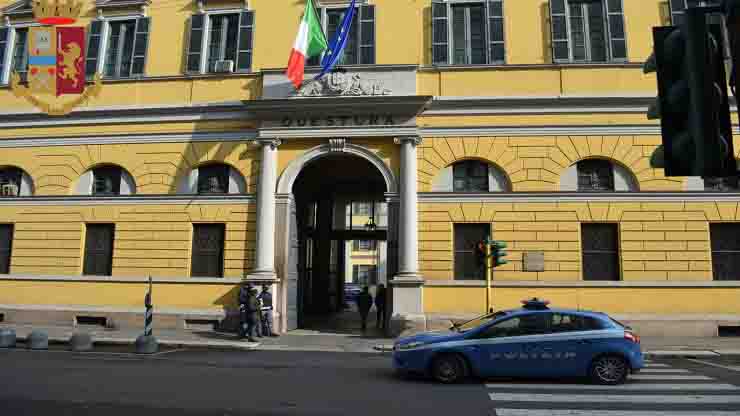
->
[237,283,251,339]
[258,285,279,337]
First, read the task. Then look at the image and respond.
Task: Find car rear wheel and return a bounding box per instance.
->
[590,355,628,385]
[431,354,467,384]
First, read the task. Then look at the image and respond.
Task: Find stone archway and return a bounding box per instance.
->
[273,142,399,332]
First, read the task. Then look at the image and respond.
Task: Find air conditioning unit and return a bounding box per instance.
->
[214,60,234,73]
[1,184,18,197]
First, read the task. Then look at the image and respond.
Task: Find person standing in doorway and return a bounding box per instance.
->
[258,284,279,337]
[356,286,373,332]
[375,284,386,330]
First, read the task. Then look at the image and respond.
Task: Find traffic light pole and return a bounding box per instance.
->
[485,239,493,314]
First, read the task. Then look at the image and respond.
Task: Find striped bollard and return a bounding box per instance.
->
[136,276,158,354]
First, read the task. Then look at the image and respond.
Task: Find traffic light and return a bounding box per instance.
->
[491,241,508,268]
[645,8,735,177]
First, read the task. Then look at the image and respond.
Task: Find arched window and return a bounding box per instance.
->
[177,163,246,195]
[560,159,638,192]
[432,160,511,192]
[0,166,33,197]
[75,165,136,196]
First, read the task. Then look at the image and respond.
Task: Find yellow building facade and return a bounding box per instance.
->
[0,0,738,336]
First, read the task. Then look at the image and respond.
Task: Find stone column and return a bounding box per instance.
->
[247,139,281,284]
[390,136,425,336]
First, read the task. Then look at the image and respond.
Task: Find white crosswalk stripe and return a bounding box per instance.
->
[489,392,740,404]
[639,368,690,373]
[487,361,740,415]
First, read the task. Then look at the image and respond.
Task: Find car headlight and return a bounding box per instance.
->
[397,341,427,350]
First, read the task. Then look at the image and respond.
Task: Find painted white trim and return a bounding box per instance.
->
[418,191,740,203]
[276,143,399,193]
[259,126,420,139]
[421,125,734,136]
[0,195,256,206]
[423,280,740,288]
[0,303,231,315]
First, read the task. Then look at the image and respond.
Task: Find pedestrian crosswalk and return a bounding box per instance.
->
[487,359,740,416]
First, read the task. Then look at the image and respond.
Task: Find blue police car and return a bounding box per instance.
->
[392,299,643,385]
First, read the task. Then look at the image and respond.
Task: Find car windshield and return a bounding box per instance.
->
[452,311,508,332]
[609,316,631,329]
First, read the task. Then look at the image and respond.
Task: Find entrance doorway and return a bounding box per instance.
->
[292,154,389,335]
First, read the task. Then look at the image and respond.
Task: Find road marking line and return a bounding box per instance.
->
[688,359,740,373]
[485,383,739,391]
[152,348,187,356]
[631,374,714,380]
[489,392,740,403]
[643,363,670,368]
[639,368,690,373]
[495,409,740,416]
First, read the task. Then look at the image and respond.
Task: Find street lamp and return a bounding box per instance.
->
[364,201,377,231]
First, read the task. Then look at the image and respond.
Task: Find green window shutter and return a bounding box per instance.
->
[130,17,150,77]
[235,10,254,72]
[358,5,375,64]
[487,0,505,64]
[549,0,569,63]
[186,14,205,74]
[431,0,448,65]
[85,20,103,79]
[606,0,627,61]
[0,28,8,84]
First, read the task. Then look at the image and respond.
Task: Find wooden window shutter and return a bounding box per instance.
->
[549,0,569,63]
[83,224,115,276]
[85,20,103,79]
[606,0,627,61]
[431,0,449,65]
[235,10,254,72]
[130,17,150,77]
[487,0,505,64]
[358,5,375,64]
[0,224,13,274]
[186,14,205,74]
[191,224,225,278]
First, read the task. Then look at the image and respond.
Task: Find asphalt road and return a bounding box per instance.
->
[2,347,740,416]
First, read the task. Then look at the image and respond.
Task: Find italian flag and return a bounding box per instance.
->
[286,0,328,89]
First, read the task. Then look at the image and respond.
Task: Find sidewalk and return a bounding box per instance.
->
[2,323,739,357]
[0,323,390,354]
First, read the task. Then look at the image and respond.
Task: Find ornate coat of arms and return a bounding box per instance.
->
[296,72,392,97]
[10,0,103,115]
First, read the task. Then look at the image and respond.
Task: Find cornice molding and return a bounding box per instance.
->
[421,125,740,137]
[418,191,740,203]
[0,131,257,148]
[0,195,257,206]
[258,126,420,139]
[0,275,242,284]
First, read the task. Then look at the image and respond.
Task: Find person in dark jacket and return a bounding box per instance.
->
[237,283,251,339]
[244,286,260,342]
[356,286,373,332]
[374,284,386,329]
[258,285,279,337]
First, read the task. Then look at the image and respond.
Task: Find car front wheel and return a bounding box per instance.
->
[431,354,467,384]
[590,355,628,385]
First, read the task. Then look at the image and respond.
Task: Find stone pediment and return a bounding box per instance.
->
[261,65,417,99]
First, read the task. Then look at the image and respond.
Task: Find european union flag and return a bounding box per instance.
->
[315,0,356,80]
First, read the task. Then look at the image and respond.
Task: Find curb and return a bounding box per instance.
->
[15,335,261,351]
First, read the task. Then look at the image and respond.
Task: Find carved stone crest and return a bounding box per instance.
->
[296,72,392,97]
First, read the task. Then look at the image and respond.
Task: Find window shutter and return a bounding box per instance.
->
[186,14,205,74]
[235,10,254,72]
[549,0,569,63]
[83,224,115,277]
[431,0,449,65]
[487,0,505,64]
[606,0,627,61]
[0,27,8,84]
[85,20,103,79]
[130,17,150,77]
[0,224,13,274]
[358,5,375,64]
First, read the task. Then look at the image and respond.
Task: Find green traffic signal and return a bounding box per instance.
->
[491,241,508,268]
